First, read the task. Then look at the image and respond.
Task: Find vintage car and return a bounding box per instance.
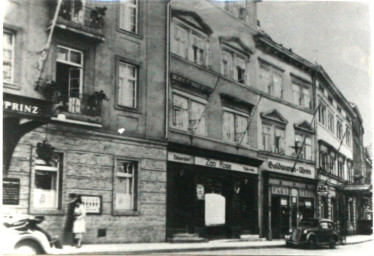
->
[1,214,62,254]
[285,218,340,249]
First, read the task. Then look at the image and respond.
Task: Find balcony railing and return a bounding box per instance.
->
[56,93,105,118]
[54,1,106,40]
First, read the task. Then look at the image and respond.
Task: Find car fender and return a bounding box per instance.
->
[14,230,52,254]
[306,232,317,241]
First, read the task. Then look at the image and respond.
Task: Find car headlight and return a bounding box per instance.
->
[303,230,308,234]
[289,229,293,233]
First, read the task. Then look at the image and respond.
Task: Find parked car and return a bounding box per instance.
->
[285,218,340,249]
[1,214,62,254]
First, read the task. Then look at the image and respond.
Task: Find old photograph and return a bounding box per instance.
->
[2,0,373,255]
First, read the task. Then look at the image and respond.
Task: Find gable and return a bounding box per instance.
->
[294,121,314,134]
[260,109,288,125]
[172,9,213,35]
[220,37,253,55]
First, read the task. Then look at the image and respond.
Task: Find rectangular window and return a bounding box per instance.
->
[338,158,345,178]
[56,46,84,111]
[32,155,63,211]
[171,93,206,136]
[259,64,283,98]
[223,108,249,144]
[118,62,137,108]
[318,105,326,125]
[293,83,311,108]
[222,49,247,84]
[295,133,312,160]
[337,120,343,139]
[119,0,138,34]
[328,95,333,104]
[262,125,272,151]
[346,128,351,146]
[328,111,334,132]
[3,31,14,83]
[274,128,285,154]
[171,21,209,66]
[114,160,137,212]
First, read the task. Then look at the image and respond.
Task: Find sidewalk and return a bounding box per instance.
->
[57,235,373,255]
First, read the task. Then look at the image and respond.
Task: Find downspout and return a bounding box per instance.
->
[165,0,172,140]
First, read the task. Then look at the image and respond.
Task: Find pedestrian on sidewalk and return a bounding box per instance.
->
[73,195,86,248]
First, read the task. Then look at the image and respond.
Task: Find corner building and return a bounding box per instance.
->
[3,0,168,244]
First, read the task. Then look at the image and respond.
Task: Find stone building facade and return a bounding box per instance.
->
[3,0,168,244]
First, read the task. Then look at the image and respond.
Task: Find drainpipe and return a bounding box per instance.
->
[165,0,172,140]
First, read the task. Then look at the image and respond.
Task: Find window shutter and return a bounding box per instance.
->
[119,1,127,30]
[188,33,194,61]
[204,41,210,67]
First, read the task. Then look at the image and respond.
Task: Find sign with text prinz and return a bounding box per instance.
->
[265,159,314,179]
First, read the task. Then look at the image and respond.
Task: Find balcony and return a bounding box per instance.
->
[52,1,106,42]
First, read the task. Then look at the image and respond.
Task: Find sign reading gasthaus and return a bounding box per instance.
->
[168,152,258,174]
[264,159,315,179]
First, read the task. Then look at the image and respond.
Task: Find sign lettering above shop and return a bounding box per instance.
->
[266,160,314,179]
[272,186,289,195]
[167,152,258,174]
[3,101,40,115]
[195,157,258,174]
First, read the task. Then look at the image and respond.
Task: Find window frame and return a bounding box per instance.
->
[294,132,313,161]
[113,158,139,216]
[259,62,284,98]
[171,18,209,67]
[221,46,248,84]
[30,153,64,215]
[170,90,207,136]
[119,0,139,35]
[261,122,286,154]
[3,30,15,84]
[222,106,250,145]
[292,81,312,109]
[56,45,84,99]
[336,118,343,140]
[328,110,335,133]
[116,60,139,110]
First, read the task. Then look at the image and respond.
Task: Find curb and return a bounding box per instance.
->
[344,239,373,246]
[67,243,284,255]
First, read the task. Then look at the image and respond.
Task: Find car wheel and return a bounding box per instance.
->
[15,240,43,255]
[329,237,336,249]
[307,237,317,249]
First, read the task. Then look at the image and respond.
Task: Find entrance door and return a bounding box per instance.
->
[271,196,289,239]
[239,179,258,234]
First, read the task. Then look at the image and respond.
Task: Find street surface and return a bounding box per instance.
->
[168,241,373,255]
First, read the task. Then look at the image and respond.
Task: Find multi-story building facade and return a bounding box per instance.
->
[166,0,264,239]
[3,0,370,244]
[3,0,169,244]
[253,33,317,240]
[314,67,359,234]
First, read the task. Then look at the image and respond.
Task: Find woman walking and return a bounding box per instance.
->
[73,196,86,248]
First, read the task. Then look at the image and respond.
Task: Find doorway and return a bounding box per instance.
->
[271,196,289,239]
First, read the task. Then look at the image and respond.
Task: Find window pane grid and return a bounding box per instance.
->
[3,32,14,83]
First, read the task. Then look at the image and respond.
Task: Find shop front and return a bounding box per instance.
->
[260,158,316,240]
[166,151,261,239]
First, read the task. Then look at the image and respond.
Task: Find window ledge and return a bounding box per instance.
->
[29,208,64,216]
[116,27,143,40]
[112,211,141,216]
[3,82,20,90]
[52,114,103,128]
[114,105,141,114]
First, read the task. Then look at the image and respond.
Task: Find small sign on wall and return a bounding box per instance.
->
[81,195,102,215]
[196,184,205,200]
[3,178,20,205]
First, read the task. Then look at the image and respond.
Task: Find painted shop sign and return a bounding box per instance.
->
[272,186,289,196]
[299,189,314,198]
[3,178,20,205]
[265,159,315,179]
[168,152,258,174]
[81,195,102,215]
[167,152,194,164]
[195,157,258,174]
[3,93,52,118]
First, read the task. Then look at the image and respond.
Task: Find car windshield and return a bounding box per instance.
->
[298,219,319,228]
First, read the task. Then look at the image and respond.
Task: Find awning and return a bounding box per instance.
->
[339,184,372,196]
